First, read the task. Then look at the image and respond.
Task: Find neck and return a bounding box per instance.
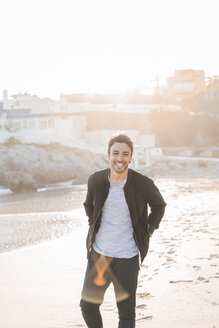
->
[109,168,128,184]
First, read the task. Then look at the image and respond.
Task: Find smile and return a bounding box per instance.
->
[115,162,124,168]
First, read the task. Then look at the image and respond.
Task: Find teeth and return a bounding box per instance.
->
[116,163,123,167]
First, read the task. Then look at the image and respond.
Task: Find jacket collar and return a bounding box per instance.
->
[103,167,133,188]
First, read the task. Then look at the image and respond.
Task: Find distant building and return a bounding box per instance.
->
[1,109,86,138]
[61,93,181,113]
[167,69,206,102]
[7,93,60,114]
[59,93,181,147]
[0,90,180,149]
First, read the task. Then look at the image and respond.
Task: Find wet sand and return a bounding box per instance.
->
[0,185,86,252]
[0,178,219,327]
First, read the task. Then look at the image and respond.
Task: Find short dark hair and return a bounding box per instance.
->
[108,132,134,155]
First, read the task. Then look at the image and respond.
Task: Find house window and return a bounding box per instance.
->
[40,121,47,130]
[48,119,54,128]
[23,120,27,129]
[174,82,194,92]
[29,121,35,129]
[14,122,21,130]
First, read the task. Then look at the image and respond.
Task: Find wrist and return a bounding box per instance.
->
[147,224,155,235]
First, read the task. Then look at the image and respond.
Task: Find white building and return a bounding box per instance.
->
[0,108,86,145]
[6,93,60,114]
[1,91,180,157]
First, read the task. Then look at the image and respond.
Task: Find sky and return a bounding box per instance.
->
[0,0,219,99]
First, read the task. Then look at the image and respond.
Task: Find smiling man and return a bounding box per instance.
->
[80,132,166,328]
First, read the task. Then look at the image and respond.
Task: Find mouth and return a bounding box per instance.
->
[115,162,124,169]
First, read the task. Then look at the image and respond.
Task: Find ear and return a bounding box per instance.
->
[129,155,133,163]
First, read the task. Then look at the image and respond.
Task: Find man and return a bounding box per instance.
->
[80,132,166,328]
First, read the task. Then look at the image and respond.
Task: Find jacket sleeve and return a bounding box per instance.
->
[144,178,167,234]
[83,175,94,225]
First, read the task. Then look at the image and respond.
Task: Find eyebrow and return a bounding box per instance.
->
[112,150,130,155]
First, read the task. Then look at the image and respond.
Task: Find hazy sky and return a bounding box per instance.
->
[1,0,218,99]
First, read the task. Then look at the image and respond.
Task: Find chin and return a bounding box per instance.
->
[113,165,128,173]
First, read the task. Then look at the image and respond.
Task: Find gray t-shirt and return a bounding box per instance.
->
[93,177,139,258]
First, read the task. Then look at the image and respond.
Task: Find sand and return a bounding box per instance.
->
[0,178,219,327]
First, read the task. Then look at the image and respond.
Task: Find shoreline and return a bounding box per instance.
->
[0,178,219,254]
[0,183,87,253]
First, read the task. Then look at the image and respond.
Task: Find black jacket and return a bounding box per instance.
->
[83,168,166,263]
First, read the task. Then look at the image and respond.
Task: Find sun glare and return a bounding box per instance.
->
[0,0,218,98]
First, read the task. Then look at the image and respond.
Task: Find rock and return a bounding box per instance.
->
[4,170,38,193]
[0,143,108,189]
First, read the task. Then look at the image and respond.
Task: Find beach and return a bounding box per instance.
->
[0,178,219,327]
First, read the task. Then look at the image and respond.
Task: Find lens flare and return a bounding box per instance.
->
[92,254,113,287]
[81,251,130,304]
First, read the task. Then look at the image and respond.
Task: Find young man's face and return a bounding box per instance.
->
[108,142,132,174]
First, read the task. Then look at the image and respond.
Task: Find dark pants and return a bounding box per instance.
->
[80,250,139,328]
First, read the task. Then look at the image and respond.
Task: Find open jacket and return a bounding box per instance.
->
[83,168,166,264]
